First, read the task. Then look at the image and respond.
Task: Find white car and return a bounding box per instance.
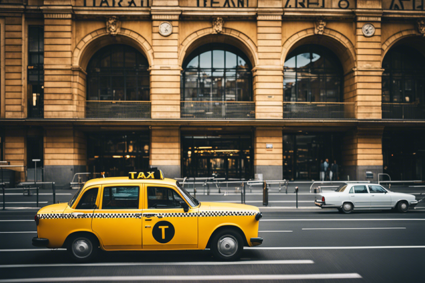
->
[315,183,419,213]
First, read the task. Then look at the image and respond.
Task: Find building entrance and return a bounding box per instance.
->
[182,133,253,180]
[283,133,342,181]
[87,132,150,177]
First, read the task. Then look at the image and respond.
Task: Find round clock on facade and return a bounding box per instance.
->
[159,22,173,37]
[362,23,375,37]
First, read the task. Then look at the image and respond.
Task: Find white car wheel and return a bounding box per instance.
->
[342,202,353,214]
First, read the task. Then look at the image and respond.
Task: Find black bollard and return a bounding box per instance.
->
[295,186,299,208]
[263,181,268,206]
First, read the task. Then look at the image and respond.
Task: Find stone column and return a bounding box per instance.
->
[150,127,180,178]
[254,13,283,119]
[355,3,383,119]
[150,4,181,119]
[43,10,75,118]
[4,15,24,118]
[44,128,87,189]
[254,127,283,180]
[342,126,383,182]
[4,128,26,182]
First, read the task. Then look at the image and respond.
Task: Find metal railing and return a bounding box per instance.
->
[382,103,425,119]
[86,101,151,119]
[283,102,355,119]
[181,101,255,119]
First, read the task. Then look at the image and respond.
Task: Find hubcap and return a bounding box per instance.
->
[343,203,351,211]
[217,235,238,257]
[401,203,407,210]
[72,238,92,259]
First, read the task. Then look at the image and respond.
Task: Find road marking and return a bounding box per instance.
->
[302,227,406,231]
[261,218,425,221]
[0,202,47,204]
[0,231,37,234]
[260,230,293,233]
[409,185,425,187]
[259,207,320,210]
[0,220,33,222]
[247,246,425,250]
[219,201,312,203]
[3,193,71,196]
[0,207,41,210]
[0,274,362,282]
[0,248,66,252]
[0,260,314,269]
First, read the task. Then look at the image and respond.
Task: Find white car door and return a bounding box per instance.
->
[368,185,392,208]
[349,185,370,209]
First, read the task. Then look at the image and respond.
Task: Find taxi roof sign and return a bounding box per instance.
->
[129,170,164,180]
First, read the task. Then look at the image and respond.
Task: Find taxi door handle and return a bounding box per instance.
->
[145,225,151,228]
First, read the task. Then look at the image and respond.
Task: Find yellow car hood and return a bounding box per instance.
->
[199,201,259,212]
[37,202,68,215]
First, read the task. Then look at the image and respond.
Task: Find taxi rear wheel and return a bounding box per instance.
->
[67,234,99,262]
[211,229,243,261]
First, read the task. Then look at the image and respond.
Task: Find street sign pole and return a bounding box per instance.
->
[33,159,40,207]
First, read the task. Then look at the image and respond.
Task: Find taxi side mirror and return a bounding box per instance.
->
[179,200,189,213]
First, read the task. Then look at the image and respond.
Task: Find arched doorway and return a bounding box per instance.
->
[283,44,344,118]
[382,45,425,119]
[86,44,150,118]
[181,44,253,119]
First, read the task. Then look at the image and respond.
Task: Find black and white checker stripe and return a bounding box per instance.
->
[37,210,257,220]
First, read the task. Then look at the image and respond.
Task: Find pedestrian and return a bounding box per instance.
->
[320,160,325,181]
[324,159,329,180]
[330,160,338,181]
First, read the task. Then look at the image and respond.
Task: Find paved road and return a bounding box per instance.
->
[1,184,425,282]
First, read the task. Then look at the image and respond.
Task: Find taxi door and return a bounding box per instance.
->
[142,185,198,250]
[92,184,143,250]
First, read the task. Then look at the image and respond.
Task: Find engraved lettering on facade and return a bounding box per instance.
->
[197,0,249,7]
[83,0,150,7]
[387,0,424,10]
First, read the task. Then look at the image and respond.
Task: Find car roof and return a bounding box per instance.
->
[83,177,177,188]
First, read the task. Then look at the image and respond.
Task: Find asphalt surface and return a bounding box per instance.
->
[1,183,425,282]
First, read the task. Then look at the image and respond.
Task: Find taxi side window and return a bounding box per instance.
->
[102,186,139,209]
[76,188,98,209]
[147,187,184,209]
[353,185,368,194]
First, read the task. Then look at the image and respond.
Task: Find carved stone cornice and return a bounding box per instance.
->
[152,14,180,20]
[257,15,282,21]
[44,13,72,19]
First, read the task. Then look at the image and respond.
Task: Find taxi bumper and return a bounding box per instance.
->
[32,237,49,247]
[250,237,263,246]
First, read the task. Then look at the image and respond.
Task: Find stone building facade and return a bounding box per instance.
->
[0,0,424,187]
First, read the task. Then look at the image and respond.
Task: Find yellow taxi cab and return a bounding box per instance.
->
[32,169,263,262]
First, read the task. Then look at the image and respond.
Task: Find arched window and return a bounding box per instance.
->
[382,46,425,104]
[182,45,252,101]
[284,45,343,102]
[87,45,149,101]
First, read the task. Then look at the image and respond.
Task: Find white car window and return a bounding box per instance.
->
[369,185,387,193]
[353,185,368,194]
[349,187,354,194]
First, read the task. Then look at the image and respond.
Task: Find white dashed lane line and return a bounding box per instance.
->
[0,274,362,282]
[302,227,406,231]
[0,259,314,268]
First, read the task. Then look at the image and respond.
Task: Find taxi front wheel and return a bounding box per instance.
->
[67,234,99,262]
[211,229,243,261]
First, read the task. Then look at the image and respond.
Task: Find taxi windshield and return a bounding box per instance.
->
[176,181,200,207]
[68,188,82,207]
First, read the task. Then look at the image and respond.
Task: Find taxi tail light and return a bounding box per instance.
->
[321,196,325,204]
[34,214,39,226]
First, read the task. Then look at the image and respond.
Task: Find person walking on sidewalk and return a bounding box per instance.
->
[324,159,329,180]
[320,160,325,181]
[330,160,339,181]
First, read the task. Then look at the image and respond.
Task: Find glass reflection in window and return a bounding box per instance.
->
[284,45,343,102]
